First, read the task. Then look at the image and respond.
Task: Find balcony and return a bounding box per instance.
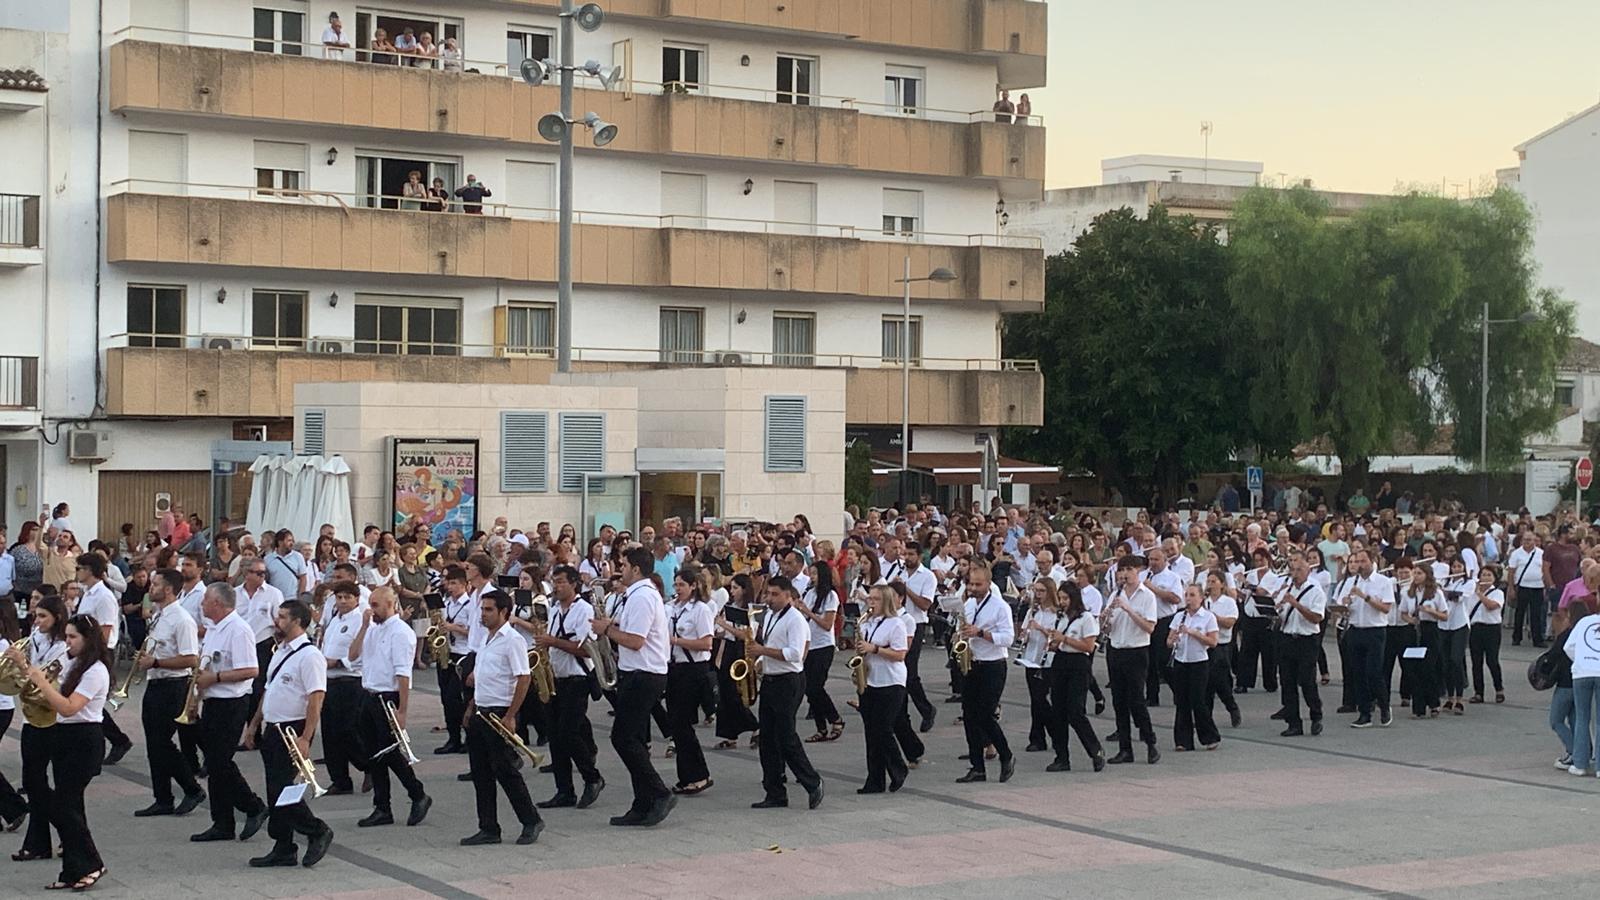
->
[105,188,1043,306]
[103,344,1042,427]
[107,37,1043,191]
[0,356,40,426]
[0,194,42,267]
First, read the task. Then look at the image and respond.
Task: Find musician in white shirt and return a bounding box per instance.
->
[664,567,715,796]
[434,565,475,754]
[1018,579,1059,753]
[1275,556,1327,737]
[1342,549,1394,728]
[856,585,911,794]
[1040,579,1105,772]
[1071,561,1108,716]
[346,588,431,828]
[532,565,605,809]
[1468,565,1507,704]
[1143,548,1185,708]
[1236,547,1282,694]
[1167,585,1221,751]
[461,589,544,846]
[744,576,825,810]
[133,568,205,818]
[1202,569,1241,728]
[190,583,269,843]
[898,543,939,732]
[1105,556,1159,764]
[954,561,1015,783]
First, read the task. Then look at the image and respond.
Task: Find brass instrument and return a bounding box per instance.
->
[374,698,420,765]
[424,608,451,668]
[729,607,768,707]
[528,614,556,704]
[175,651,221,725]
[475,708,544,766]
[848,653,867,695]
[581,630,618,691]
[108,632,159,712]
[0,640,33,696]
[14,659,64,728]
[276,723,329,799]
[950,604,973,676]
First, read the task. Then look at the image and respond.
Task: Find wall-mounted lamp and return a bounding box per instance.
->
[740,54,750,66]
[328,291,339,308]
[995,199,1006,215]
[326,147,339,166]
[215,287,227,304]
[736,308,747,324]
[742,178,754,195]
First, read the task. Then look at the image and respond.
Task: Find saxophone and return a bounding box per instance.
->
[950,605,973,676]
[527,613,556,704]
[424,608,451,668]
[848,611,870,695]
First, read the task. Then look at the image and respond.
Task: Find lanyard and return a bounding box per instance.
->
[760,605,789,644]
[267,640,312,684]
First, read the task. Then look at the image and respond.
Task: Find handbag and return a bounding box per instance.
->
[1527,646,1561,692]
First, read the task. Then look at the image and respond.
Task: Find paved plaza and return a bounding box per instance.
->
[3,639,1595,899]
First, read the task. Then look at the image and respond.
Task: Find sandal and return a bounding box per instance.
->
[748,732,759,749]
[1320,676,1330,685]
[804,731,829,743]
[13,849,50,862]
[1468,695,1484,704]
[715,739,738,750]
[678,778,713,796]
[72,868,106,892]
[826,723,845,741]
[45,883,71,892]
[1495,692,1505,704]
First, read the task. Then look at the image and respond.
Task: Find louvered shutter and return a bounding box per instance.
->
[558,412,606,492]
[299,408,326,455]
[500,411,549,493]
[764,396,806,473]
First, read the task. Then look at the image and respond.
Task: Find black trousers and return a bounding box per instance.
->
[100,709,129,751]
[549,675,601,796]
[756,672,821,800]
[860,684,907,790]
[1336,625,1358,707]
[515,684,550,746]
[248,637,274,721]
[713,641,758,740]
[665,661,711,786]
[141,678,201,805]
[1440,627,1469,697]
[259,718,328,850]
[893,701,926,763]
[1346,626,1388,716]
[803,645,842,732]
[1411,623,1441,713]
[1469,622,1505,696]
[200,696,264,832]
[437,656,467,743]
[357,691,426,812]
[1513,586,1545,645]
[1024,667,1053,747]
[1205,643,1239,716]
[1277,634,1322,728]
[960,660,1012,773]
[466,706,539,835]
[0,710,23,824]
[48,722,104,883]
[904,623,934,720]
[611,670,670,813]
[321,678,366,789]
[19,724,53,856]
[1046,660,1102,764]
[1146,615,1175,705]
[1383,624,1415,700]
[1172,659,1220,749]
[1234,616,1277,690]
[1108,646,1155,751]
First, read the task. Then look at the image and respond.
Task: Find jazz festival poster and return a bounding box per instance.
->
[390,438,479,546]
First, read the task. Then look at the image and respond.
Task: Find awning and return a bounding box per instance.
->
[871,452,1061,485]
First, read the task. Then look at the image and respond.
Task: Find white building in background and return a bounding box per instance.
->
[1508,101,1600,340]
[1100,154,1262,188]
[4,0,1048,541]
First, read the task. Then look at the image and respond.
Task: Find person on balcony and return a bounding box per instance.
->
[369,28,398,66]
[322,13,352,61]
[453,175,492,215]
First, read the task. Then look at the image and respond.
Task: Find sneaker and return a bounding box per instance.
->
[1379,708,1394,728]
[1568,765,1588,777]
[1350,716,1373,729]
[1555,756,1573,770]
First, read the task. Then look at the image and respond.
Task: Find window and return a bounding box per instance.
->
[1556,383,1576,407]
[558,412,606,493]
[776,55,817,105]
[764,396,807,473]
[884,64,924,115]
[253,6,306,56]
[254,140,306,198]
[354,296,461,355]
[882,188,923,237]
[251,290,307,349]
[662,43,705,92]
[503,303,555,356]
[882,315,923,366]
[501,411,549,493]
[507,28,553,71]
[772,313,815,366]
[773,180,817,235]
[660,172,706,228]
[659,307,704,363]
[127,285,185,348]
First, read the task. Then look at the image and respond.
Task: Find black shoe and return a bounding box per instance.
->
[357,810,394,828]
[459,830,501,846]
[945,694,962,703]
[190,826,234,842]
[1336,705,1357,714]
[196,766,208,779]
[1269,709,1286,721]
[407,795,432,827]
[1351,716,1373,729]
[240,809,268,842]
[1379,708,1394,727]
[1280,725,1304,737]
[302,827,333,868]
[1024,742,1047,753]
[134,802,176,818]
[807,784,825,810]
[1146,699,1160,708]
[175,790,205,816]
[1311,720,1324,736]
[857,785,886,794]
[539,764,556,773]
[325,784,354,797]
[1092,753,1106,773]
[641,793,677,826]
[1104,730,1124,743]
[537,794,578,809]
[1094,699,1106,715]
[1264,684,1278,693]
[1533,641,1548,649]
[609,809,647,826]
[1045,759,1071,773]
[957,753,971,761]
[517,820,545,845]
[919,712,936,733]
[248,847,299,868]
[457,772,474,782]
[954,769,986,783]
[999,757,1016,783]
[434,740,463,755]
[103,741,134,767]
[1229,708,1242,728]
[1106,750,1135,764]
[1146,744,1160,765]
[750,797,788,809]
[1236,685,1249,693]
[578,777,606,810]
[888,774,906,793]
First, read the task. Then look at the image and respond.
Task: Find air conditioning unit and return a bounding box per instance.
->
[715,351,745,366]
[67,430,111,463]
[309,340,345,354]
[201,334,236,350]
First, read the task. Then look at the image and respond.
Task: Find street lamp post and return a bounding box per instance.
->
[1479,303,1540,505]
[894,259,958,505]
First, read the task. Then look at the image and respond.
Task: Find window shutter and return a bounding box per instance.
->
[764,396,806,473]
[558,412,606,492]
[500,411,549,493]
[299,408,326,456]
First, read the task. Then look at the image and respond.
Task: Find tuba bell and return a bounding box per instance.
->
[17,659,64,728]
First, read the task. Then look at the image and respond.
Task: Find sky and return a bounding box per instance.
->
[1032,0,1600,194]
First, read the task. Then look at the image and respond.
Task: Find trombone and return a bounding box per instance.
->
[277,723,329,799]
[108,632,159,712]
[475,708,544,767]
[374,698,420,765]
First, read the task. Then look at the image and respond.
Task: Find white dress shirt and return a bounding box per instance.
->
[963,586,1013,662]
[466,584,492,652]
[616,580,670,674]
[1079,583,1105,617]
[1506,546,1544,589]
[1469,586,1504,626]
[1205,594,1238,645]
[78,581,120,647]
[1169,607,1218,664]
[261,634,326,724]
[1346,572,1393,629]
[442,590,475,655]
[861,614,908,687]
[473,622,530,708]
[0,638,11,711]
[1170,554,1196,586]
[1017,608,1057,668]
[177,582,207,627]
[1277,580,1326,637]
[1241,568,1282,620]
[146,603,199,680]
[57,659,110,725]
[236,583,285,643]
[1144,567,1184,619]
[1442,587,1470,631]
[1107,585,1158,649]
[29,629,68,668]
[199,611,258,700]
[1061,610,1099,656]
[548,598,594,678]
[669,599,714,664]
[359,615,417,693]
[757,604,809,674]
[321,604,365,679]
[902,566,937,625]
[801,585,839,650]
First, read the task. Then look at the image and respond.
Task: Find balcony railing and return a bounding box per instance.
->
[0,194,41,248]
[109,27,1044,127]
[0,356,39,409]
[107,180,1042,250]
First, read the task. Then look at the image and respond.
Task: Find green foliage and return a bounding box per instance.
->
[844,439,873,511]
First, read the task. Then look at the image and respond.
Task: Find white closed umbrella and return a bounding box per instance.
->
[277,456,316,541]
[244,455,274,536]
[311,455,355,546]
[259,456,289,533]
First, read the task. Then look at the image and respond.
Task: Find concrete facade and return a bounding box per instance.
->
[1512,103,1600,340]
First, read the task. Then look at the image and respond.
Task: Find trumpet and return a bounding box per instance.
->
[475,708,544,767]
[528,616,556,704]
[108,632,159,712]
[374,698,419,765]
[175,651,221,726]
[277,723,329,799]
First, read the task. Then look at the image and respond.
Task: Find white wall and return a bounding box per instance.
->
[1101,155,1263,188]
[1008,182,1154,256]
[1517,106,1600,340]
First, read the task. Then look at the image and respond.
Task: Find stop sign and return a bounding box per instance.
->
[1579,457,1594,491]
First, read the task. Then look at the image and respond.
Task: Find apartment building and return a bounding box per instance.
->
[20,0,1047,539]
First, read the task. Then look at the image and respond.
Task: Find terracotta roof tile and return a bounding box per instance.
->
[0,68,47,92]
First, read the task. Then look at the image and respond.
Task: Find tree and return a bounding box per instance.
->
[844,439,873,512]
[1003,206,1256,502]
